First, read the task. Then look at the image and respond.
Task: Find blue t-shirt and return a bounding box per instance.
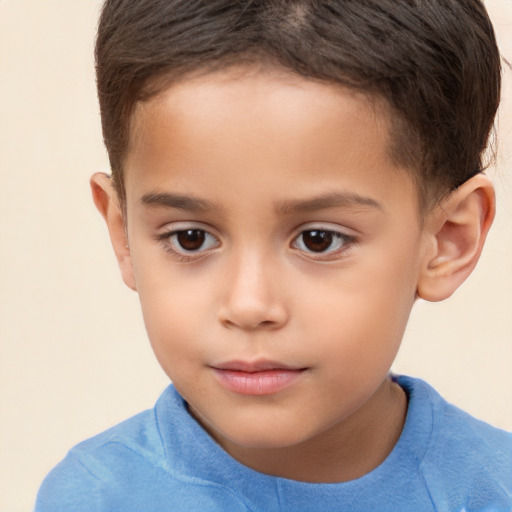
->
[34,376,512,511]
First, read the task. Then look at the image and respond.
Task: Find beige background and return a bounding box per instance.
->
[0,1,511,511]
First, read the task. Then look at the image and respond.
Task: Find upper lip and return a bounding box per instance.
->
[211,360,305,373]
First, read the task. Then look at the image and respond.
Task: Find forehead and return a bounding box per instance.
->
[127,67,392,166]
[124,67,418,217]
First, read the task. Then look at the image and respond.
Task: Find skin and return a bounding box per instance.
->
[92,67,495,483]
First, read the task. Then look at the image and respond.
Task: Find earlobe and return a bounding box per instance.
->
[417,174,495,302]
[90,172,137,291]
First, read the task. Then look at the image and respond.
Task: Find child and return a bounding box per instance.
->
[35,0,512,510]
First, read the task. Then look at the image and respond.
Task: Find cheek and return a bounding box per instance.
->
[300,248,419,364]
[133,266,212,374]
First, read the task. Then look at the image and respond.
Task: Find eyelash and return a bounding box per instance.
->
[155,226,356,262]
[291,229,356,260]
[155,228,220,262]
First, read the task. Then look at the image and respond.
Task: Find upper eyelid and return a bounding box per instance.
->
[155,223,219,245]
[291,225,357,253]
[157,221,219,236]
[159,228,219,244]
[292,222,357,238]
[292,229,355,246]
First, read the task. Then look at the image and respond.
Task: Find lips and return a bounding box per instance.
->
[211,360,307,395]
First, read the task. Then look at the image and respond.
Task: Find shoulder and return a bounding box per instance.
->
[34,406,165,512]
[399,376,512,511]
[34,386,251,512]
[404,376,512,467]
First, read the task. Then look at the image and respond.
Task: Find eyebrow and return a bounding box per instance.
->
[276,192,384,215]
[140,192,221,213]
[140,191,384,215]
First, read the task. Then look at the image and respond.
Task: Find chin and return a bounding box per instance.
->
[217,419,317,451]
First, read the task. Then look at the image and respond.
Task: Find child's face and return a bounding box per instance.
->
[122,69,428,453]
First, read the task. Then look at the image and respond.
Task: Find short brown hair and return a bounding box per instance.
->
[95,0,501,210]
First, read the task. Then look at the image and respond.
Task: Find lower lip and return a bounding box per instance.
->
[212,368,305,395]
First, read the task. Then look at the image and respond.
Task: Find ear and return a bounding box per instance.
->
[417,174,495,302]
[90,172,137,291]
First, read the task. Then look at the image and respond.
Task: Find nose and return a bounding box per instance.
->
[218,250,289,331]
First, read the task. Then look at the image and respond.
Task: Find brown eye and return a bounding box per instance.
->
[176,229,206,251]
[158,227,219,260]
[301,230,334,252]
[293,229,354,256]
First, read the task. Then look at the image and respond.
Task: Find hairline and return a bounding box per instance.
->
[116,60,434,217]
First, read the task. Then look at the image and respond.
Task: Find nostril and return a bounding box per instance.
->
[218,303,289,331]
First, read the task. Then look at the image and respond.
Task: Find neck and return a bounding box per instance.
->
[211,377,407,483]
